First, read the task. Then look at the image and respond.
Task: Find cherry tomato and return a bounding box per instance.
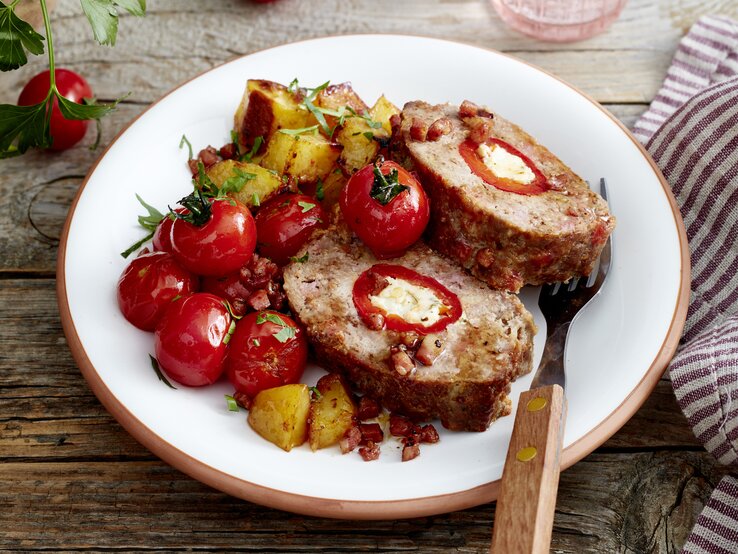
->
[458,138,550,195]
[152,208,186,253]
[18,69,92,151]
[340,160,429,259]
[170,197,256,277]
[352,264,462,334]
[255,193,327,265]
[117,250,199,331]
[154,293,232,387]
[225,310,308,398]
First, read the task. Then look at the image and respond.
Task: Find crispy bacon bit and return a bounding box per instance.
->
[410,118,428,142]
[219,143,237,160]
[358,397,381,420]
[459,100,480,118]
[389,113,402,133]
[390,346,415,376]
[399,332,421,349]
[415,334,445,366]
[340,426,362,454]
[468,118,495,144]
[233,391,252,410]
[365,312,385,331]
[427,118,452,141]
[475,248,495,269]
[420,424,440,444]
[359,423,384,445]
[189,145,221,176]
[389,414,415,437]
[402,440,421,462]
[359,441,381,461]
[246,289,270,311]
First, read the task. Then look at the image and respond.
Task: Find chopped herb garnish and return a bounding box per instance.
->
[297,200,316,213]
[223,320,237,345]
[225,394,239,412]
[288,78,300,94]
[252,338,261,347]
[289,252,309,263]
[179,134,193,159]
[273,325,296,343]
[279,125,320,136]
[252,192,260,207]
[363,132,375,141]
[221,299,243,320]
[220,167,256,195]
[241,135,263,162]
[315,179,324,201]
[171,294,182,302]
[149,355,176,389]
[370,163,408,205]
[346,106,383,129]
[120,194,165,258]
[256,312,286,326]
[309,386,322,399]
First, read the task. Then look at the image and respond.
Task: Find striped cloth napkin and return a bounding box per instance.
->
[633,15,738,554]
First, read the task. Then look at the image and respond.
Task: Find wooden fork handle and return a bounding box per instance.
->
[490,385,567,554]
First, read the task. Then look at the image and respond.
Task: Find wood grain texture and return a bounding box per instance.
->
[491,385,566,553]
[0,0,733,551]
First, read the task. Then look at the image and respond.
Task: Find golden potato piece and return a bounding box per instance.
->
[308,373,357,451]
[318,169,347,209]
[205,159,288,209]
[315,83,369,130]
[335,117,386,175]
[234,79,309,153]
[248,384,311,452]
[261,132,341,185]
[369,95,400,134]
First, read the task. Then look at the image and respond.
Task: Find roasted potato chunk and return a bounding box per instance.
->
[234,79,309,153]
[248,384,311,452]
[369,95,400,134]
[205,159,287,209]
[335,118,384,175]
[261,132,341,185]
[315,82,369,129]
[318,169,347,209]
[308,374,357,451]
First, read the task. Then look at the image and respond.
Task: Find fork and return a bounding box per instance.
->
[490,178,612,554]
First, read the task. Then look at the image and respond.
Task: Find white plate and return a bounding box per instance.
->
[58,35,689,519]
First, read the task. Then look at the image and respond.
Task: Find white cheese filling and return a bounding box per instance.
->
[477,143,535,185]
[369,277,444,326]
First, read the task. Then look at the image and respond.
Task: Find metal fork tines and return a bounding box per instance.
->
[530,178,613,390]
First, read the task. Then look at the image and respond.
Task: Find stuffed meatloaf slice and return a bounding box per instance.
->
[392,100,615,292]
[283,231,536,432]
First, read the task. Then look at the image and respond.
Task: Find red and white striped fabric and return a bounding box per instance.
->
[634,15,738,554]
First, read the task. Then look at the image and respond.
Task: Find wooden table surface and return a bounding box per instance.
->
[2,0,737,552]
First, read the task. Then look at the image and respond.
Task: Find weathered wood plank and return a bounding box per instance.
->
[0,452,729,552]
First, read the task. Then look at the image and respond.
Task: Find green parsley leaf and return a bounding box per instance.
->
[297,200,316,213]
[80,0,146,47]
[273,325,296,343]
[278,125,320,136]
[225,394,239,412]
[370,164,408,206]
[252,338,260,347]
[194,161,219,197]
[309,386,322,399]
[149,355,176,389]
[0,1,45,72]
[220,167,256,196]
[56,92,120,121]
[135,193,164,231]
[256,312,286,326]
[252,192,260,207]
[287,78,300,94]
[241,135,263,162]
[289,252,309,264]
[180,134,193,159]
[120,230,153,258]
[0,101,49,158]
[363,131,374,141]
[315,179,324,201]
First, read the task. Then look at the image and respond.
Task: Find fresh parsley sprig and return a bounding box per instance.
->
[0,0,146,157]
[256,312,297,343]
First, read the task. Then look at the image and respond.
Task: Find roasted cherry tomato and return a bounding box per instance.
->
[154,293,232,387]
[152,208,186,253]
[18,69,92,151]
[459,138,550,195]
[340,160,429,259]
[352,264,462,334]
[225,310,308,398]
[116,250,199,331]
[255,193,327,265]
[170,197,256,277]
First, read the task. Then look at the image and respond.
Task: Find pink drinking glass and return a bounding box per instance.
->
[491,0,627,42]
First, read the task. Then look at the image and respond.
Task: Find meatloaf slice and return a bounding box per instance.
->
[392,101,615,292]
[283,231,535,432]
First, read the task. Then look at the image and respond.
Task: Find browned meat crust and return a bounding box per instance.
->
[392,101,615,292]
[283,230,536,431]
